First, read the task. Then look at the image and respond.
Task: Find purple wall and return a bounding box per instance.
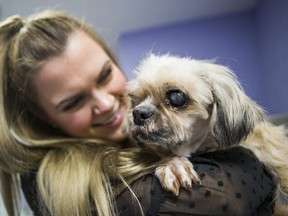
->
[117,0,288,115]
[255,0,288,114]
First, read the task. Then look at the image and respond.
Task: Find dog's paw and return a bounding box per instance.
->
[155,156,200,196]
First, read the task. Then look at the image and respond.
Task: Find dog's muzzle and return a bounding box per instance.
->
[133,105,155,126]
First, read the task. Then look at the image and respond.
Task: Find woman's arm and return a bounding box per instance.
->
[116,146,276,216]
[21,146,276,216]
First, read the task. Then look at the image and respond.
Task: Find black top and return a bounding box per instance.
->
[21,146,276,216]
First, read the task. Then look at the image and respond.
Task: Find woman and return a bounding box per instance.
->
[0,10,276,216]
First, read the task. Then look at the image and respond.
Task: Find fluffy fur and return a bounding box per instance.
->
[126,54,288,202]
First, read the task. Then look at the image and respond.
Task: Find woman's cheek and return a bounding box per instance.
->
[112,69,126,93]
[60,109,91,134]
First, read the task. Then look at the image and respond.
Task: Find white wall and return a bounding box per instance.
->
[0,0,258,52]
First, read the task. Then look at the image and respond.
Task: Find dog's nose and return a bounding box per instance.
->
[133,106,155,125]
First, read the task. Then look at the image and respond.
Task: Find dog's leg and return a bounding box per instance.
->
[155,156,200,196]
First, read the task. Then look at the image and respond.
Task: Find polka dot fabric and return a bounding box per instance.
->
[116,147,276,216]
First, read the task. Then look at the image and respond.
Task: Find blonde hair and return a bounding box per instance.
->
[0,10,165,216]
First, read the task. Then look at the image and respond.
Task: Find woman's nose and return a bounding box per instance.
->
[92,90,115,114]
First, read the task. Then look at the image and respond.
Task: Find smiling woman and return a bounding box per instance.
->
[0,9,277,216]
[0,10,155,216]
[33,30,127,141]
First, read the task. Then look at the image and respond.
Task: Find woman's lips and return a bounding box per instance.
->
[92,108,124,128]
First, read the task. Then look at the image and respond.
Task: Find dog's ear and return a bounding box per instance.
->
[203,62,265,147]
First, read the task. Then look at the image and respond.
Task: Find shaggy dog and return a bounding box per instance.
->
[126,54,288,202]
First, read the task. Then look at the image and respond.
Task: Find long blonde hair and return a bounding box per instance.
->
[0,10,165,216]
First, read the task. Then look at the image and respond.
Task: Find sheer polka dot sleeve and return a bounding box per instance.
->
[116,147,276,216]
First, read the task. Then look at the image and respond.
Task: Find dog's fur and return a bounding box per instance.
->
[126,54,288,204]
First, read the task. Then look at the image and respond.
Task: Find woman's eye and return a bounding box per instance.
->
[62,96,84,111]
[97,65,112,85]
[166,89,187,108]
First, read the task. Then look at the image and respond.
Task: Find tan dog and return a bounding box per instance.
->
[126,54,288,203]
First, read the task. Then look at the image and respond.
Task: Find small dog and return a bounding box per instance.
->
[126,54,288,200]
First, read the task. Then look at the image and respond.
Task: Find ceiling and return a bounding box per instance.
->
[0,0,259,47]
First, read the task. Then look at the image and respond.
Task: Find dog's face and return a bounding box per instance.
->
[126,54,264,153]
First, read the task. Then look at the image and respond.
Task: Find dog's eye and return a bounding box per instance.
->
[166,90,187,108]
[128,93,139,108]
[128,94,136,107]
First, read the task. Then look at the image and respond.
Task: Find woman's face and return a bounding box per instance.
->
[33,31,127,141]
